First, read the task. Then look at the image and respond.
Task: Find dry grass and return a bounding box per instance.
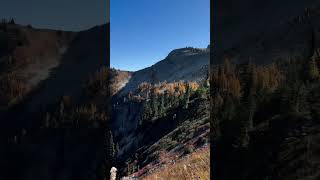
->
[0,72,29,106]
[109,68,132,95]
[142,148,210,180]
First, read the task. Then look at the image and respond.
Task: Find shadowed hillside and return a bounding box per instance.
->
[0,22,112,180]
[212,3,320,179]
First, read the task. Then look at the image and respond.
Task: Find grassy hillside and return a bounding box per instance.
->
[0,22,75,110]
[142,147,210,180]
[109,68,132,96]
[112,80,210,178]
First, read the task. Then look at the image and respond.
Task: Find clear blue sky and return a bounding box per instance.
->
[111,0,210,71]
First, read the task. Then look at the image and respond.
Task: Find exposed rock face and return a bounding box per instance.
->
[119,47,209,95]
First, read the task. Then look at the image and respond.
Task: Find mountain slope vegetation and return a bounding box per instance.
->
[212,6,320,179]
[0,22,112,180]
[110,47,210,178]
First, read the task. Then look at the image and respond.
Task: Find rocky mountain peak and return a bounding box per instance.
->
[166,47,209,59]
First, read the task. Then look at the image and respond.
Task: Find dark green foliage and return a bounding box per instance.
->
[9,18,15,25]
[195,84,209,98]
[159,94,165,114]
[107,130,115,160]
[308,84,320,120]
[150,89,158,117]
[0,30,9,54]
[308,56,319,80]
[138,82,208,128]
[212,58,320,180]
[180,83,191,109]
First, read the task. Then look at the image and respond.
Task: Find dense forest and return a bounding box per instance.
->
[211,56,320,179]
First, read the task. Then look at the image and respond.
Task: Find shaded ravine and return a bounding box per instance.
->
[0,23,109,180]
[0,24,109,137]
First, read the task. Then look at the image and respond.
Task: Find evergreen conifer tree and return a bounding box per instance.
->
[309,58,319,80]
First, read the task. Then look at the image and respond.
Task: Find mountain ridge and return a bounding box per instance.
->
[114,46,209,96]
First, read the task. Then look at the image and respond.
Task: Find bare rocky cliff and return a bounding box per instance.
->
[118,47,209,95]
